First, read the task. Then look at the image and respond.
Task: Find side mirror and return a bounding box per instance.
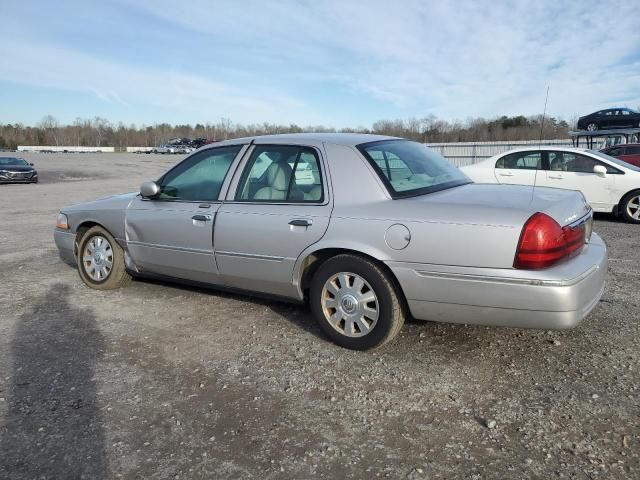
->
[140,180,161,198]
[30,163,34,166]
[593,165,607,177]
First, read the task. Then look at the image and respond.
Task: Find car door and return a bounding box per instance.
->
[493,151,542,186]
[125,145,246,283]
[601,110,617,129]
[618,109,633,128]
[214,143,331,297]
[536,151,619,212]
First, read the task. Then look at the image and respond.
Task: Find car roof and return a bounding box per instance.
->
[489,146,592,156]
[208,132,401,148]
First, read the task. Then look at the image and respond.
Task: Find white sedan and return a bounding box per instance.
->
[461,147,640,223]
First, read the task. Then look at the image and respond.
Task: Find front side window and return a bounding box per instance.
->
[496,152,541,170]
[591,150,640,172]
[548,151,618,174]
[236,145,323,202]
[158,145,242,201]
[358,140,470,198]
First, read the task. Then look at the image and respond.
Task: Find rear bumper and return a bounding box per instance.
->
[54,229,77,266]
[387,233,608,329]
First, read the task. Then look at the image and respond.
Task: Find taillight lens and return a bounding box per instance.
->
[514,212,587,269]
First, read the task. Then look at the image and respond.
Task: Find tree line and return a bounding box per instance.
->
[0,114,571,150]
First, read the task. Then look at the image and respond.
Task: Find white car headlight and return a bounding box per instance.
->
[56,212,69,230]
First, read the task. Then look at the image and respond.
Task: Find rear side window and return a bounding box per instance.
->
[496,152,541,169]
[236,145,323,202]
[158,146,242,201]
[627,146,640,155]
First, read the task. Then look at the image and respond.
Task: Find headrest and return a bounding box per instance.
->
[266,162,292,191]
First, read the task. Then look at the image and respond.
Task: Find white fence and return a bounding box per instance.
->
[425,138,605,166]
[17,146,115,153]
[126,147,153,153]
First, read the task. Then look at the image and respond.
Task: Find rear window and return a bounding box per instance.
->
[358,140,471,198]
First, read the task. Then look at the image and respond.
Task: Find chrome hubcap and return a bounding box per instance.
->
[627,195,640,220]
[82,235,113,282]
[321,272,379,338]
[587,123,597,131]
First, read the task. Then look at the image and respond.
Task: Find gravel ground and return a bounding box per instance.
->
[0,153,638,479]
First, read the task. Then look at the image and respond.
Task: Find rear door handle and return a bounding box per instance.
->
[548,175,564,180]
[192,214,212,221]
[289,218,313,227]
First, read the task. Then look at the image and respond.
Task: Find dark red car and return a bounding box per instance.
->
[601,143,640,168]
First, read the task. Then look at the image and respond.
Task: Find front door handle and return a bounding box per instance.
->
[289,218,313,227]
[192,214,212,222]
[498,172,514,177]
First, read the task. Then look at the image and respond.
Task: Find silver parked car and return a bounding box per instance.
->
[54,134,607,350]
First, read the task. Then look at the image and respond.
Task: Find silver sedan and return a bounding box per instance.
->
[54,133,607,350]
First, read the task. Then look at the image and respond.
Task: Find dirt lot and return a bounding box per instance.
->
[0,152,638,479]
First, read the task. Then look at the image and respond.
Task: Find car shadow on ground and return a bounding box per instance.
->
[593,212,625,223]
[135,276,326,340]
[130,276,487,354]
[0,284,108,480]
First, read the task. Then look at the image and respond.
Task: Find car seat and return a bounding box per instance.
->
[253,162,303,201]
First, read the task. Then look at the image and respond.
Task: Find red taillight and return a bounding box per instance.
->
[514,212,586,269]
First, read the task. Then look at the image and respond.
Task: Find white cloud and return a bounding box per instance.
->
[133,0,640,119]
[1,0,640,125]
[0,34,312,124]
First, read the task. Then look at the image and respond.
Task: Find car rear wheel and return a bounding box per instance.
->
[587,123,598,132]
[620,191,640,224]
[310,254,405,350]
[77,226,132,289]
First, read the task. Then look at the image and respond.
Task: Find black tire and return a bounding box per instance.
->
[76,226,132,290]
[619,190,640,224]
[310,254,405,350]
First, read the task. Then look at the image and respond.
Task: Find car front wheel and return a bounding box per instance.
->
[587,123,598,131]
[620,191,640,224]
[77,226,132,289]
[310,254,405,350]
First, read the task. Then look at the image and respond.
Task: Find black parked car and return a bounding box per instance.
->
[0,157,38,184]
[577,108,640,131]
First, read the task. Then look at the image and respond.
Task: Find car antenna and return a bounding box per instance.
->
[539,86,550,149]
[534,86,550,195]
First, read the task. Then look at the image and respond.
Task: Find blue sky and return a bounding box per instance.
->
[1,0,640,128]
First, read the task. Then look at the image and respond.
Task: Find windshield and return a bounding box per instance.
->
[358,140,471,198]
[590,150,640,172]
[0,157,28,167]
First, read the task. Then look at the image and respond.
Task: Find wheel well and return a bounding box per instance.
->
[73,221,102,256]
[299,248,408,310]
[615,188,640,215]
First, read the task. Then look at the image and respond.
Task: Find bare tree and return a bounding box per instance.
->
[39,115,60,146]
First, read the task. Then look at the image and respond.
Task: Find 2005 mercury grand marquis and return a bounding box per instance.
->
[54,133,607,350]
